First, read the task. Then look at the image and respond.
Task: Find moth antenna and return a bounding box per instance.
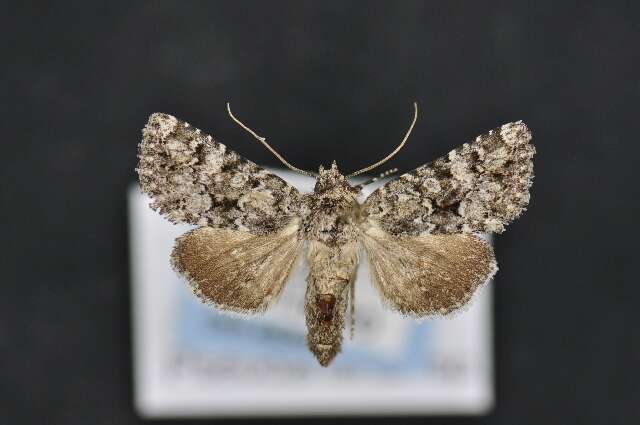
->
[353,167,399,190]
[226,103,315,177]
[347,102,418,178]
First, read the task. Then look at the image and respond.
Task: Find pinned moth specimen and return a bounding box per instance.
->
[137,103,535,366]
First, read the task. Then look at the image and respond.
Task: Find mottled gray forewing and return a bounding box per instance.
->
[362,223,496,316]
[137,113,301,234]
[171,222,302,314]
[364,121,535,235]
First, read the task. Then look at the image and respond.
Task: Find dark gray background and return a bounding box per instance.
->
[2,1,638,424]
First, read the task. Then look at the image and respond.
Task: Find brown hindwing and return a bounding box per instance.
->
[362,222,497,316]
[171,221,302,314]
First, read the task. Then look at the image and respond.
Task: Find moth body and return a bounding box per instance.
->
[138,109,535,367]
[300,161,362,365]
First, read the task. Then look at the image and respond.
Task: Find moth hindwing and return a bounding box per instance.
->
[137,111,535,367]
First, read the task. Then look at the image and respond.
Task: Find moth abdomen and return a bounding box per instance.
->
[305,285,348,367]
[305,241,358,366]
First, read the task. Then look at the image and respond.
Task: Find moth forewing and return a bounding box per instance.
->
[138,112,302,233]
[364,121,535,236]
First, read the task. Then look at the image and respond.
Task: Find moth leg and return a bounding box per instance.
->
[348,277,355,339]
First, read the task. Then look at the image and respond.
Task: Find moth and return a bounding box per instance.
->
[137,103,535,366]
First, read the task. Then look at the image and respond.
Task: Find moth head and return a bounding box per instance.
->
[314,161,358,194]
